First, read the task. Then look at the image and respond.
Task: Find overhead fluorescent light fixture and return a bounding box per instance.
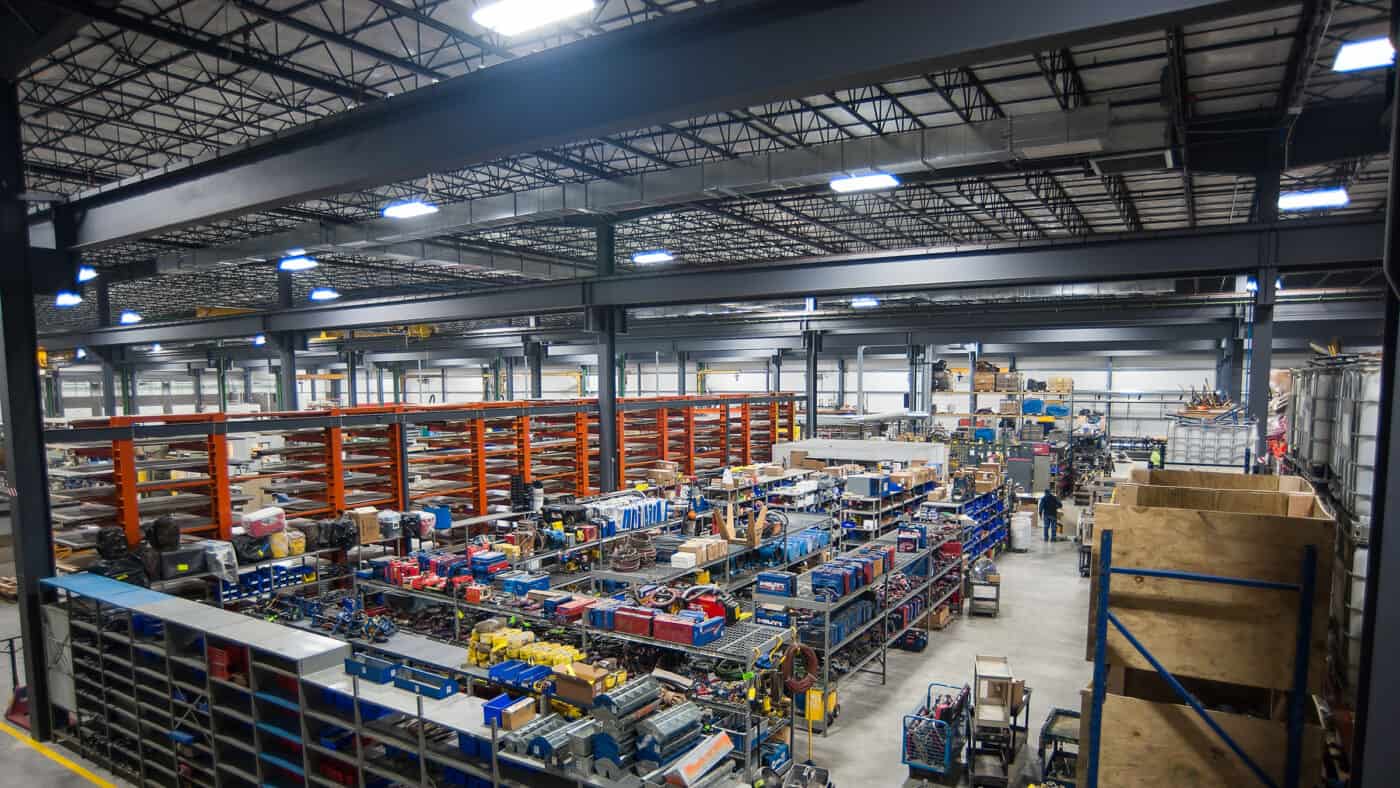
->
[830,172,900,194]
[804,297,816,313]
[285,248,306,256]
[309,287,341,302]
[850,296,880,309]
[54,290,82,307]
[472,0,595,36]
[151,343,162,352]
[1333,36,1395,72]
[119,310,142,324]
[1277,186,1350,211]
[278,255,318,271]
[253,334,267,346]
[382,200,440,219]
[632,249,674,264]
[77,265,98,283]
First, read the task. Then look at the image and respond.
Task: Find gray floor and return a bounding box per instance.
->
[813,527,1090,787]
[0,520,1088,787]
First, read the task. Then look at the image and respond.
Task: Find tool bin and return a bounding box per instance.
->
[345,654,400,684]
[614,606,655,636]
[693,616,725,646]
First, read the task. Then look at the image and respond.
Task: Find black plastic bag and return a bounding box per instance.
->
[232,533,271,563]
[145,514,181,551]
[96,527,129,560]
[92,556,148,587]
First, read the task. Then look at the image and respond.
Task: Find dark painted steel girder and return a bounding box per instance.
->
[40,0,1291,249]
[38,218,1383,350]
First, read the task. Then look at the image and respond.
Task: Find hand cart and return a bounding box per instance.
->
[968,579,1000,617]
[902,681,971,783]
[1038,707,1080,787]
[970,656,1031,788]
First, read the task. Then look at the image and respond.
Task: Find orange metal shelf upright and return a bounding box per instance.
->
[227,409,340,521]
[100,413,232,545]
[338,405,405,512]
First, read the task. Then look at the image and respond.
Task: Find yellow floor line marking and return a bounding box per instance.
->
[0,719,116,787]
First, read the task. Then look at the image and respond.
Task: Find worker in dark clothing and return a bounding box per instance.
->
[1039,488,1063,542]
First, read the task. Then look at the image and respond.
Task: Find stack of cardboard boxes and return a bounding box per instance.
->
[671,537,728,568]
[1047,376,1074,393]
[974,462,1003,494]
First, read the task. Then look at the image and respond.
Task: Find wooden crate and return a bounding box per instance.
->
[1113,482,1330,519]
[1087,500,1332,692]
[1078,688,1323,788]
[1127,468,1312,493]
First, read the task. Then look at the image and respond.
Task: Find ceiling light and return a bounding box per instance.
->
[382,200,440,219]
[632,249,674,264]
[1333,37,1395,72]
[309,287,340,302]
[1276,277,1284,292]
[75,348,87,360]
[804,297,816,313]
[830,172,900,194]
[119,310,142,324]
[472,0,595,36]
[285,248,306,256]
[1244,277,1259,293]
[279,255,318,271]
[1278,186,1349,211]
[151,343,162,352]
[77,265,98,283]
[54,290,82,307]
[850,296,880,309]
[254,334,267,346]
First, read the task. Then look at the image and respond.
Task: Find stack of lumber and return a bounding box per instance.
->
[1081,469,1333,787]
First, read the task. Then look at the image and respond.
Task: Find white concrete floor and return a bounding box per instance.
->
[0,513,1089,787]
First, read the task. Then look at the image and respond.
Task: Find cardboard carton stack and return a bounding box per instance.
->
[974,462,1002,494]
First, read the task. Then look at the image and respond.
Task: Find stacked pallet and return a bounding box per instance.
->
[1081,469,1333,787]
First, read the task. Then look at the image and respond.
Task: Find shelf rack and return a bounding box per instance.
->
[840,479,937,538]
[49,413,234,545]
[753,533,955,733]
[45,395,802,535]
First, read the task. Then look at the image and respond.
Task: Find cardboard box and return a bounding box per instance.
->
[998,399,1019,415]
[973,371,996,392]
[788,451,808,468]
[1048,375,1074,393]
[552,663,610,706]
[931,606,953,629]
[351,509,380,543]
[500,697,537,730]
[759,464,785,478]
[996,372,1021,392]
[801,459,827,471]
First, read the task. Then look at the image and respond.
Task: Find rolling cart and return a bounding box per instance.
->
[1038,707,1080,787]
[970,656,1031,787]
[902,681,971,783]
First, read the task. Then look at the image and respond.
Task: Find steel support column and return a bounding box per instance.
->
[907,345,921,412]
[1248,269,1277,465]
[241,367,252,405]
[345,351,358,406]
[597,225,616,277]
[192,367,203,412]
[0,76,55,740]
[526,341,544,399]
[836,357,846,408]
[676,352,687,396]
[504,357,515,400]
[1354,8,1400,782]
[217,359,229,411]
[96,279,117,415]
[276,271,297,410]
[376,365,386,403]
[596,307,620,493]
[772,353,783,392]
[805,331,820,440]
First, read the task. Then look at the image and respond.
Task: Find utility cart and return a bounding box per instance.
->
[1038,707,1081,787]
[968,578,1001,617]
[902,681,971,783]
[970,656,1032,787]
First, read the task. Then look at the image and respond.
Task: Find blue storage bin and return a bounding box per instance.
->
[973,427,997,442]
[1021,398,1044,415]
[693,616,724,646]
[1045,404,1070,417]
[483,694,513,726]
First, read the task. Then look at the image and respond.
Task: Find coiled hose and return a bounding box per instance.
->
[781,644,818,694]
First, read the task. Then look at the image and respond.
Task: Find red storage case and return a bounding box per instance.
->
[555,598,595,622]
[614,606,655,636]
[652,614,696,644]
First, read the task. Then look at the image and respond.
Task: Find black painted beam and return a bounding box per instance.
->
[46,0,1291,249]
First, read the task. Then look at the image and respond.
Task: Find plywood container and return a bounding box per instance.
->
[1127,468,1311,493]
[1079,688,1322,788]
[1088,500,1332,692]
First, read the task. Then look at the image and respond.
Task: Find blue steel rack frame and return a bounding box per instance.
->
[1085,529,1317,788]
